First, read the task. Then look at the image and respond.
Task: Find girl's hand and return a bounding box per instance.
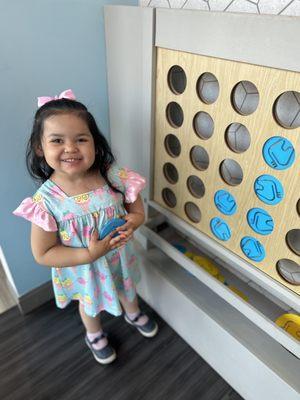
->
[115,213,145,243]
[88,229,126,262]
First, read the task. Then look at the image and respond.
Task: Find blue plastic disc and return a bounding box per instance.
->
[262,136,295,170]
[99,218,126,239]
[240,236,265,262]
[254,174,284,205]
[214,190,237,215]
[210,217,231,241]
[247,208,274,235]
[173,243,187,253]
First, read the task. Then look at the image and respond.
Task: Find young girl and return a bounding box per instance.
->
[13,89,158,365]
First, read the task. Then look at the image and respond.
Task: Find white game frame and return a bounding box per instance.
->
[105,6,300,399]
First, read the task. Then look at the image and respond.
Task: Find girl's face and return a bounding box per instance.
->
[38,113,96,179]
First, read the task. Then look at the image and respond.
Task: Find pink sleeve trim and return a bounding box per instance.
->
[122,169,146,203]
[13,197,58,232]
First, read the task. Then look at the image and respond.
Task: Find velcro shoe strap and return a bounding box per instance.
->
[90,332,107,345]
[132,312,145,323]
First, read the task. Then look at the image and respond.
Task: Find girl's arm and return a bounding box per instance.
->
[124,194,145,227]
[31,223,124,268]
[115,195,145,241]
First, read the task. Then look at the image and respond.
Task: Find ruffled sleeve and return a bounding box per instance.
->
[13,196,58,232]
[107,164,146,203]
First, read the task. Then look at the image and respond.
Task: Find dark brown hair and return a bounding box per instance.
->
[26,98,119,194]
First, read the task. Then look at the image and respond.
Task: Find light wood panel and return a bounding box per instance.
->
[153,47,300,296]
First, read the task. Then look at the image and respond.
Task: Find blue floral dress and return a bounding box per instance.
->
[13,164,146,317]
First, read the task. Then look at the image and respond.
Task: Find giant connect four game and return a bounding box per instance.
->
[153,48,300,296]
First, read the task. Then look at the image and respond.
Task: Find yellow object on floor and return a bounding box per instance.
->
[228,285,249,302]
[187,253,249,302]
[216,274,226,284]
[193,256,219,277]
[275,314,300,341]
[185,251,195,259]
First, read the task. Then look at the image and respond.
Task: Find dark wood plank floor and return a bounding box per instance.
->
[0,298,243,400]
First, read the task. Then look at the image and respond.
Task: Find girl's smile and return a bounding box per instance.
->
[61,157,83,165]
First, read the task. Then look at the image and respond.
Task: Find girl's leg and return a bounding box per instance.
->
[119,291,158,337]
[78,302,108,350]
[118,292,148,325]
[79,302,102,332]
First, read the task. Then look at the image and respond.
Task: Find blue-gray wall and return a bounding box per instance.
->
[0,0,138,296]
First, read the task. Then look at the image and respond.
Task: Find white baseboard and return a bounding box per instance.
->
[0,246,19,298]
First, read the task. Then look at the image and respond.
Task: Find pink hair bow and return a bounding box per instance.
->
[37,89,76,108]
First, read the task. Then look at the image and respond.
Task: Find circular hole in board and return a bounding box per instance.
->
[164,134,181,157]
[225,123,251,153]
[273,91,300,129]
[231,80,259,115]
[193,111,214,139]
[286,229,300,256]
[190,145,209,170]
[163,162,179,184]
[184,202,201,223]
[187,175,205,198]
[196,72,220,104]
[220,159,243,186]
[276,259,300,285]
[167,65,187,95]
[166,102,184,128]
[162,188,177,208]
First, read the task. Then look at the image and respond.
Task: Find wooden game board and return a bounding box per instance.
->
[153,47,300,296]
